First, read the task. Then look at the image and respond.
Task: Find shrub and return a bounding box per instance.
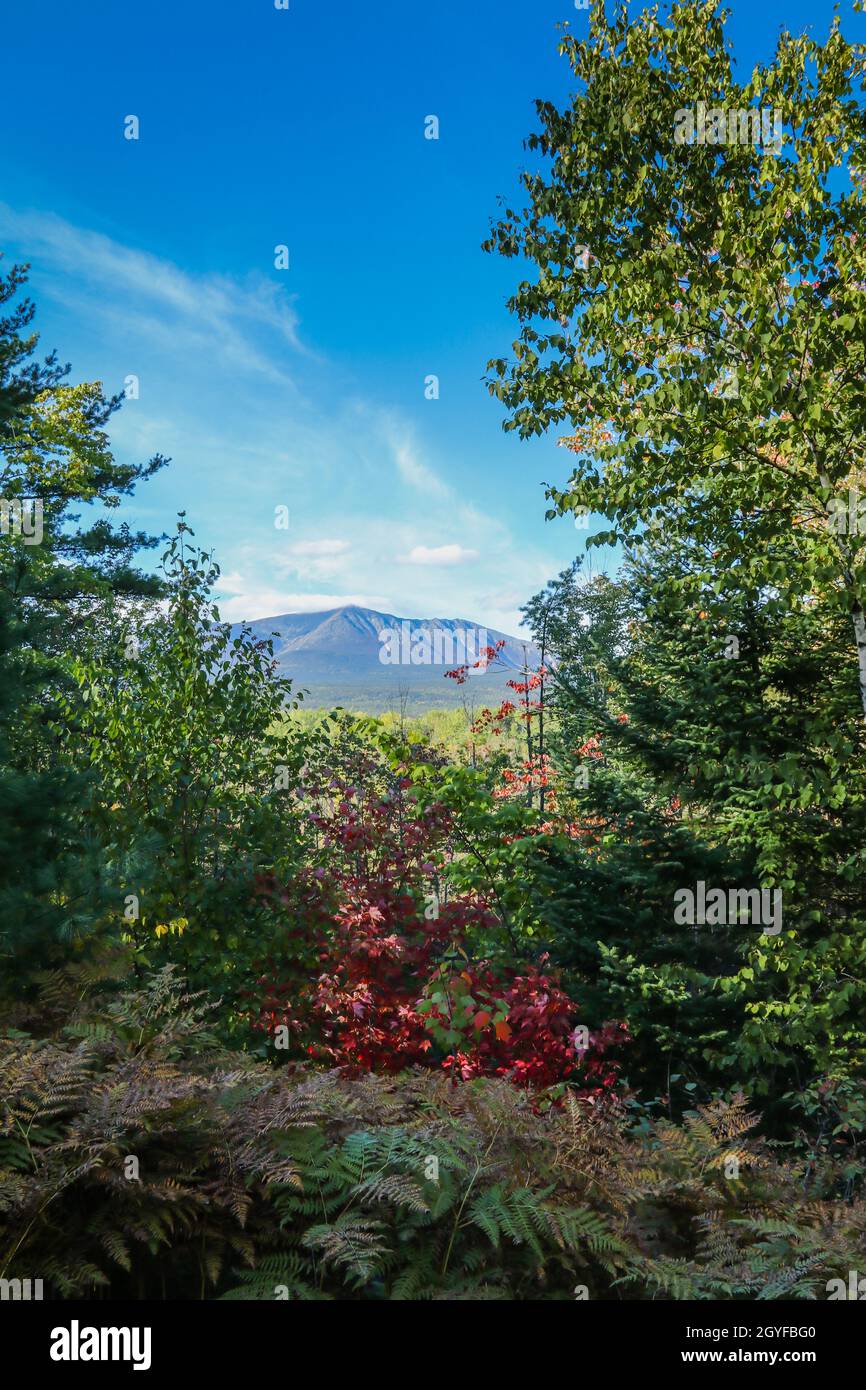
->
[251,762,624,1091]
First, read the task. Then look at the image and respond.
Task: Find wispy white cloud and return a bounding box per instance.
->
[287,539,349,557]
[268,537,354,582]
[0,203,305,385]
[402,543,479,567]
[214,572,390,623]
[381,416,450,499]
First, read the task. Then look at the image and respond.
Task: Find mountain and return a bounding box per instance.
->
[234,605,541,712]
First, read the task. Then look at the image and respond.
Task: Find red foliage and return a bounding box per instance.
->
[444,639,506,685]
[494,754,556,804]
[250,768,627,1098]
[506,667,547,702]
[470,699,517,738]
[429,957,628,1095]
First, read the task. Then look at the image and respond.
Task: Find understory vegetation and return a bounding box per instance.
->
[2,969,864,1301]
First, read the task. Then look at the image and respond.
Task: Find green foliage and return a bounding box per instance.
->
[486,0,866,716]
[486,0,866,1145]
[516,528,866,1128]
[0,260,165,982]
[284,704,527,776]
[59,518,310,1019]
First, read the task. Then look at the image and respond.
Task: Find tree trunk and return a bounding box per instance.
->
[521,646,533,808]
[537,628,547,816]
[853,607,866,722]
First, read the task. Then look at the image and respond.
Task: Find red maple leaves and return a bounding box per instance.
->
[250,767,627,1098]
[444,640,506,684]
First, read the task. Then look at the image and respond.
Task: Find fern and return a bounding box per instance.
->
[2,969,864,1301]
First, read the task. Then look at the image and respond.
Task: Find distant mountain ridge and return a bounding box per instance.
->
[233,604,541,712]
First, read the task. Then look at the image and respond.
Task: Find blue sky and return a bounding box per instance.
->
[0,0,855,633]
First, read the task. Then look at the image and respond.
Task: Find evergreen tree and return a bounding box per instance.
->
[0,259,164,979]
[524,528,866,1124]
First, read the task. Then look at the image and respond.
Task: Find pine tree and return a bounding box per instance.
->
[0,259,164,979]
[529,526,866,1121]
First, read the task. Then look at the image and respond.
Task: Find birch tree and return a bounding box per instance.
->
[484,0,866,718]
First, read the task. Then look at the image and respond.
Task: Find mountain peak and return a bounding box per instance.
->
[233,604,539,713]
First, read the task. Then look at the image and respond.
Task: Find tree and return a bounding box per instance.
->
[528,527,866,1127]
[484,1,866,719]
[65,518,309,1017]
[0,259,164,977]
[521,560,582,811]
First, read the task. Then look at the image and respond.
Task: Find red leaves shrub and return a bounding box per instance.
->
[251,763,628,1098]
[423,957,628,1096]
[300,893,450,1073]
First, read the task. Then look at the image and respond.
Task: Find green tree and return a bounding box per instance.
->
[0,259,164,977]
[65,518,309,1019]
[484,0,866,719]
[524,529,866,1130]
[520,561,583,812]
